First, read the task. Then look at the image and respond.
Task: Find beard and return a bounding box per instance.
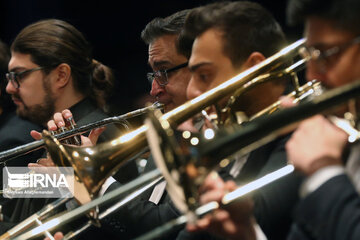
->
[16,79,56,126]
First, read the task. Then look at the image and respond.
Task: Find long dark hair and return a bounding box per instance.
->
[180,1,287,67]
[11,19,114,111]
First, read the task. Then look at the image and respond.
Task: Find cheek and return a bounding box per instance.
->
[20,84,46,105]
[328,62,359,88]
[167,83,187,100]
[170,74,191,95]
[329,51,360,87]
[347,54,360,82]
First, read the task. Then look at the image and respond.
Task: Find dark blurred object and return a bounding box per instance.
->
[0,39,14,113]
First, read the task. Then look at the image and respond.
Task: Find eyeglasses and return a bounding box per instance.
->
[6,67,45,89]
[147,62,188,86]
[301,36,360,72]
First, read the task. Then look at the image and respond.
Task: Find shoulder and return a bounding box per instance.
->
[0,112,42,149]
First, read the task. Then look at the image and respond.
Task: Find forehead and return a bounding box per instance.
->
[189,29,228,66]
[9,52,36,70]
[148,35,180,66]
[305,17,356,46]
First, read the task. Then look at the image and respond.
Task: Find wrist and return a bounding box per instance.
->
[308,156,342,175]
[300,165,345,198]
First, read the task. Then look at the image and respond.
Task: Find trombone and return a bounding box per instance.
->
[14,78,360,240]
[136,78,360,240]
[0,102,162,240]
[0,38,307,239]
[9,169,164,240]
[43,38,307,198]
[0,101,164,162]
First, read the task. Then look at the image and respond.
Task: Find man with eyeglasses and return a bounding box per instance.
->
[38,10,194,240]
[182,0,360,239]
[1,19,139,240]
[0,39,46,228]
[284,0,360,239]
[172,2,305,240]
[144,11,191,114]
[130,8,201,237]
[66,9,195,240]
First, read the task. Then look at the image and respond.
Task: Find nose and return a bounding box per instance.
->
[186,77,203,100]
[150,79,165,98]
[6,80,17,94]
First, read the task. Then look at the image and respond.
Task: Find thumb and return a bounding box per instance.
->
[54,232,64,240]
[30,130,42,140]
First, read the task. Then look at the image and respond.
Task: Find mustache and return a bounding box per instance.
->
[11,94,23,103]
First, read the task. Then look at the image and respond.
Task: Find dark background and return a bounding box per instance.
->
[0,0,303,115]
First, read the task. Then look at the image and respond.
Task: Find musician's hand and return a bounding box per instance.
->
[29,110,105,169]
[279,95,296,108]
[30,109,105,146]
[28,154,55,168]
[49,109,105,146]
[187,172,256,240]
[44,232,64,240]
[30,130,42,140]
[286,115,348,175]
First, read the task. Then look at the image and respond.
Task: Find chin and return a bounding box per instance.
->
[16,109,28,120]
[163,103,175,113]
[164,106,170,113]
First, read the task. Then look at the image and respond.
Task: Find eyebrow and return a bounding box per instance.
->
[149,60,172,69]
[309,41,347,50]
[189,62,213,72]
[8,66,27,72]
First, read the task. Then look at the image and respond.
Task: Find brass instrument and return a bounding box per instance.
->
[221,56,306,125]
[0,102,163,240]
[249,79,323,120]
[136,79,360,240]
[14,79,360,240]
[144,79,324,214]
[7,169,163,240]
[42,38,307,198]
[0,101,164,162]
[0,196,70,240]
[136,166,296,240]
[60,79,323,239]
[2,38,307,239]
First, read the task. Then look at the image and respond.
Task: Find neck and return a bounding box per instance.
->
[54,88,86,113]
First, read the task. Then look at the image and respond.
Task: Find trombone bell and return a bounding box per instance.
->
[43,127,148,198]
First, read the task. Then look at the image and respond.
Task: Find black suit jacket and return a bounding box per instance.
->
[99,155,181,240]
[0,111,45,228]
[0,111,44,167]
[176,135,303,240]
[105,134,303,240]
[249,135,303,240]
[288,174,360,240]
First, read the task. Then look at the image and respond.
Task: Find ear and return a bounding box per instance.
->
[53,63,71,89]
[241,52,266,70]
